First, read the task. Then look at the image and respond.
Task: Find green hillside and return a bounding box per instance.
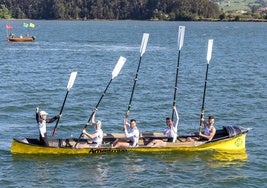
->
[217,0,266,12]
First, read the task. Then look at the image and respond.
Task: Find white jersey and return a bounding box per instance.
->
[163,109,179,142]
[38,120,47,137]
[125,126,139,147]
[164,126,177,139]
[92,129,103,147]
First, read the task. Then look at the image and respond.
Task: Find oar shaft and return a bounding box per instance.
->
[172,50,181,120]
[87,78,112,128]
[60,91,69,114]
[199,39,213,132]
[52,90,69,136]
[172,26,185,120]
[52,72,77,136]
[75,79,113,146]
[75,57,126,147]
[125,33,149,116]
[202,63,209,109]
[127,56,142,113]
[199,63,209,131]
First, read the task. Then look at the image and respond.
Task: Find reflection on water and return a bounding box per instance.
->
[210,150,248,168]
[152,150,248,168]
[122,156,146,173]
[11,149,248,168]
[9,149,249,186]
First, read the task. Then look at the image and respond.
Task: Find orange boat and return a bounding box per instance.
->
[8,36,35,42]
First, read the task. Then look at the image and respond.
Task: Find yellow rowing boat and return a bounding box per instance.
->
[11,126,249,155]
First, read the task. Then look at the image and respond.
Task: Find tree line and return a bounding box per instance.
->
[0,0,220,20]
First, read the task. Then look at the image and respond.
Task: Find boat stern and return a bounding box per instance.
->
[200,126,249,152]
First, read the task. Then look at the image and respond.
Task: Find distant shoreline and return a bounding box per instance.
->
[3,18,267,22]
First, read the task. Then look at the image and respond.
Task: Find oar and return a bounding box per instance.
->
[126,33,149,118]
[75,56,126,147]
[199,39,213,132]
[52,71,77,136]
[172,26,185,121]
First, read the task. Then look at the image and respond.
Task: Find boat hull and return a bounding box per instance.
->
[8,37,35,42]
[11,138,90,154]
[11,126,249,155]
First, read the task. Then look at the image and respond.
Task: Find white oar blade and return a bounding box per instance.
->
[67,71,77,90]
[112,56,127,79]
[206,39,213,64]
[140,33,149,57]
[178,26,185,50]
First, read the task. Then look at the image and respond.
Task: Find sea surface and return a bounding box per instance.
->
[0,20,266,187]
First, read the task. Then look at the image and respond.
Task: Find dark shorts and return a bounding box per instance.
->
[167,138,173,142]
[128,140,134,146]
[39,133,49,146]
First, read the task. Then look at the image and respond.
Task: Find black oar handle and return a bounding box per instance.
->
[127,56,142,115]
[199,63,209,131]
[52,90,69,136]
[172,50,181,121]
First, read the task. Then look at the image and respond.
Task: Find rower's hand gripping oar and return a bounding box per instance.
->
[52,71,77,136]
[125,33,149,119]
[199,39,213,133]
[75,56,126,147]
[172,26,185,121]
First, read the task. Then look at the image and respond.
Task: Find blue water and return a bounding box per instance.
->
[0,20,266,187]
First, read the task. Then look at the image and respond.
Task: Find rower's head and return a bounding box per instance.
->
[40,111,48,120]
[95,120,102,129]
[166,117,173,127]
[130,119,136,129]
[208,116,215,126]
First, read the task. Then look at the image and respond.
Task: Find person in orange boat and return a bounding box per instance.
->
[35,107,61,146]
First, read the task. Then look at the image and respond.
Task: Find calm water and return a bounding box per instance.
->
[0,21,266,187]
